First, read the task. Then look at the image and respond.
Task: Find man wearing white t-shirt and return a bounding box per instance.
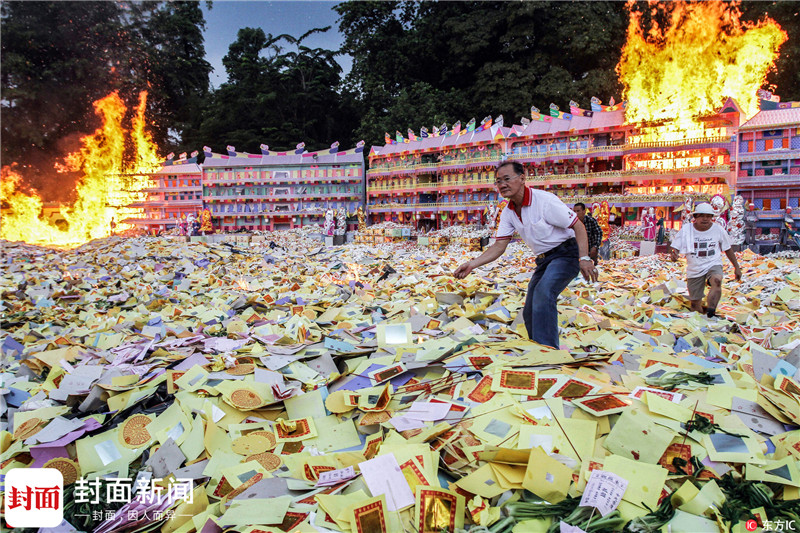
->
[453,161,597,348]
[670,202,742,318]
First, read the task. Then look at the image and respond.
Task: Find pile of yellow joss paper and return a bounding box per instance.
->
[1,236,798,533]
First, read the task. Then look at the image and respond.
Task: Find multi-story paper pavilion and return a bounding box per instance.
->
[367,98,799,233]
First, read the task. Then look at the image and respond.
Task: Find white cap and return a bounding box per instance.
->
[693,203,715,216]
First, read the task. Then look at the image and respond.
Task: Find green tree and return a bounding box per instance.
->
[335,1,628,147]
[196,26,355,154]
[279,30,344,142]
[333,1,414,142]
[134,1,213,152]
[195,28,289,152]
[463,1,627,116]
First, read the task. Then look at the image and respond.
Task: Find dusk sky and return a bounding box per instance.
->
[201,1,350,87]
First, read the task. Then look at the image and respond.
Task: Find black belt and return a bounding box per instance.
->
[535,237,577,262]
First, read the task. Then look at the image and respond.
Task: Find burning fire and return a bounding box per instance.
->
[619,0,787,141]
[1,91,160,246]
[344,263,361,284]
[235,276,252,291]
[319,264,363,287]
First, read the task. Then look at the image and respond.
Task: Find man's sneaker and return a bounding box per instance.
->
[706,308,717,318]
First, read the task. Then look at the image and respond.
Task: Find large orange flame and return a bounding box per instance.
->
[1,91,160,246]
[619,0,787,141]
[344,263,362,283]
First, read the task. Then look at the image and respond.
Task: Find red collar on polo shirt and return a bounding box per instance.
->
[507,186,532,212]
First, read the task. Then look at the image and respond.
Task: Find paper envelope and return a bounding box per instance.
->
[478,446,531,465]
[522,447,573,503]
[603,454,668,510]
[454,463,507,499]
[745,456,800,487]
[673,479,726,517]
[702,432,765,465]
[221,496,291,527]
[469,409,521,446]
[489,463,525,489]
[376,323,413,347]
[604,408,675,463]
[75,428,144,475]
[518,418,596,464]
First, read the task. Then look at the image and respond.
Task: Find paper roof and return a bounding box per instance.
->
[372,125,507,157]
[739,108,800,131]
[155,162,202,174]
[204,151,364,168]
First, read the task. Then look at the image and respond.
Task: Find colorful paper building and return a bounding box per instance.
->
[128,100,799,235]
[736,103,800,234]
[132,146,365,233]
[126,160,203,234]
[367,98,800,232]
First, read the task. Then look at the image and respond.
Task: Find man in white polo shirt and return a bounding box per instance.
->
[670,202,742,318]
[454,161,597,348]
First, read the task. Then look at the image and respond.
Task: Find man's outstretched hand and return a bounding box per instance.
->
[579,259,598,282]
[453,261,473,279]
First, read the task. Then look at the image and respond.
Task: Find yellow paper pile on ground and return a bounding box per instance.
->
[1,236,799,532]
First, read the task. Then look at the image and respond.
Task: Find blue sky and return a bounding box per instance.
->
[201,1,350,87]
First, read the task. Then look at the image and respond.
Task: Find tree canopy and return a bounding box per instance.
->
[334,1,630,143]
[189,26,358,154]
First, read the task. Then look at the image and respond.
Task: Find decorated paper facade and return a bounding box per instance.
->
[728,195,745,245]
[200,208,213,234]
[324,209,335,236]
[710,194,730,230]
[357,206,366,232]
[336,208,347,235]
[643,207,657,241]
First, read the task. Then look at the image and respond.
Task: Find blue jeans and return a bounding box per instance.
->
[522,238,580,348]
